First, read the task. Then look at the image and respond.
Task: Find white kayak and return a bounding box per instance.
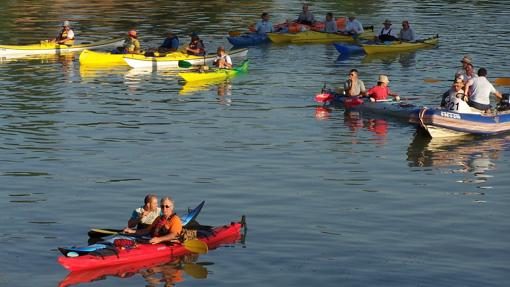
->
[0,38,124,56]
[124,48,249,69]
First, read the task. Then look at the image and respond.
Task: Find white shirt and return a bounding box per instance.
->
[255,20,274,34]
[66,29,75,39]
[399,27,415,41]
[345,19,364,34]
[214,54,232,66]
[323,20,337,33]
[130,207,161,226]
[467,76,497,105]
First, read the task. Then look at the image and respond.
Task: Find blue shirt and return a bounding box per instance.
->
[161,36,179,50]
[255,20,274,34]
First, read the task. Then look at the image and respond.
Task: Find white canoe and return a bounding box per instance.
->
[0,38,124,56]
[124,48,249,69]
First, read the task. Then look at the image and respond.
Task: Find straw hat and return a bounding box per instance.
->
[62,20,70,27]
[382,19,392,25]
[460,55,472,64]
[378,74,390,84]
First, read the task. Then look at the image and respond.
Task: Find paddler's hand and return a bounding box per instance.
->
[123,227,135,234]
[149,237,162,244]
[395,96,400,102]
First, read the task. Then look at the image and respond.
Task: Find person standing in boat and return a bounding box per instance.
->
[186,32,206,56]
[367,75,400,102]
[455,56,475,83]
[124,197,183,244]
[296,3,315,25]
[323,13,338,33]
[127,194,161,230]
[55,20,75,45]
[399,20,416,42]
[377,19,398,42]
[158,32,179,53]
[213,46,232,69]
[343,69,366,97]
[464,68,502,111]
[255,12,274,34]
[343,15,364,35]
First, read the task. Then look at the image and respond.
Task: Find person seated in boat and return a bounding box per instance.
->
[377,19,398,42]
[186,32,205,56]
[123,197,183,244]
[440,79,474,113]
[127,194,161,230]
[255,12,274,34]
[158,32,180,53]
[399,20,416,42]
[342,69,366,97]
[342,15,364,35]
[113,30,141,54]
[55,20,75,45]
[296,3,315,25]
[464,68,502,112]
[213,46,232,69]
[455,56,476,83]
[367,74,400,102]
[323,13,338,33]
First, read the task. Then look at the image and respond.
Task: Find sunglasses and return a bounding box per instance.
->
[161,204,173,209]
[349,73,356,76]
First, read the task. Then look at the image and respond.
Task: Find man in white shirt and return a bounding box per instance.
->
[377,19,398,42]
[344,16,364,35]
[465,68,502,111]
[255,12,274,34]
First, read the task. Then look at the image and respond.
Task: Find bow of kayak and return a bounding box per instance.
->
[0,38,124,56]
[178,60,249,82]
[362,35,439,54]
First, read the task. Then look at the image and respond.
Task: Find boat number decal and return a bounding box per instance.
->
[440,111,461,119]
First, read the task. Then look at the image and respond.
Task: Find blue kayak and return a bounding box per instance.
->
[227,33,270,47]
[333,43,364,55]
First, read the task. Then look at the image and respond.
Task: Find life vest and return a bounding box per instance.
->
[379,28,397,42]
[188,40,205,55]
[153,213,177,237]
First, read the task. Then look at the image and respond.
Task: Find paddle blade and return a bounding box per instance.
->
[183,263,208,279]
[494,77,510,86]
[183,239,208,254]
[228,31,241,37]
[423,78,441,83]
[178,60,193,68]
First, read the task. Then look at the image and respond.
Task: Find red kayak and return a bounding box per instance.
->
[58,220,244,272]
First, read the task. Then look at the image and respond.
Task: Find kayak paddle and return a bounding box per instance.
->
[495,77,510,86]
[183,239,208,254]
[183,263,208,279]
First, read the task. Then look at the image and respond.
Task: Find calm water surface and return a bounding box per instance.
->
[1,1,510,286]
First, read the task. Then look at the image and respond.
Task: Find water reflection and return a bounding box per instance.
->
[179,79,233,105]
[58,253,206,287]
[361,51,416,67]
[407,131,509,185]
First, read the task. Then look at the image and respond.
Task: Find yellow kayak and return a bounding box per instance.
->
[178,60,249,82]
[268,30,375,44]
[0,38,124,56]
[79,50,148,66]
[362,35,439,54]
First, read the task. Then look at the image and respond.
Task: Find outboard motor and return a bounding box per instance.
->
[497,93,510,111]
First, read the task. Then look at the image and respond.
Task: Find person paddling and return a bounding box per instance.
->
[367,75,400,102]
[255,12,274,34]
[124,197,183,244]
[296,3,315,25]
[377,19,398,42]
[55,20,75,45]
[127,194,161,230]
[342,69,366,97]
[213,46,232,69]
[323,13,338,33]
[186,32,205,56]
[399,20,416,42]
[158,32,179,53]
[113,30,141,54]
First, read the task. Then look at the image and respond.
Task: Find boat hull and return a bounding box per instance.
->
[124,48,248,69]
[0,38,124,56]
[58,221,243,271]
[268,31,374,44]
[227,33,269,46]
[410,107,510,137]
[178,60,249,82]
[333,43,365,54]
[362,36,439,54]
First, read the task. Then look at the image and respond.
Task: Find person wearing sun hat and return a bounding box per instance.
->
[367,74,400,102]
[55,20,75,45]
[343,15,364,35]
[455,55,474,82]
[377,19,398,42]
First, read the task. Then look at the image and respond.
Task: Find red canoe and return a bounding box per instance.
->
[58,220,244,272]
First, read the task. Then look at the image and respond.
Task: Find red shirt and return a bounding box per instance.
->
[367,85,392,101]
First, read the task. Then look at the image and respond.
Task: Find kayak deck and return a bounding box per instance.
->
[58,221,244,271]
[0,38,124,56]
[362,35,439,54]
[178,60,249,82]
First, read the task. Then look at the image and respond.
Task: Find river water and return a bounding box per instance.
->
[1,0,509,286]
